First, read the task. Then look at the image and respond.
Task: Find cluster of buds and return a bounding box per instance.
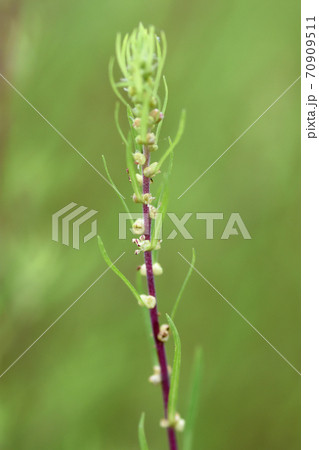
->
[138,262,163,276]
[148,365,172,385]
[132,192,155,205]
[160,413,186,433]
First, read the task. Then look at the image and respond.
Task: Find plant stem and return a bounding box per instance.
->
[142,149,178,450]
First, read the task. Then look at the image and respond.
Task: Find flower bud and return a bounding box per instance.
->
[133,152,146,165]
[146,132,156,145]
[149,109,164,123]
[133,118,141,129]
[148,144,158,152]
[152,262,163,275]
[132,218,144,235]
[148,365,161,385]
[144,162,159,178]
[160,413,185,432]
[139,294,156,309]
[132,193,143,203]
[157,324,170,342]
[149,205,158,220]
[139,264,147,276]
[136,173,143,186]
[142,193,155,204]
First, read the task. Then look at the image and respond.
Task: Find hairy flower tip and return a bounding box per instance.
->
[160,413,185,432]
[139,294,156,309]
[133,152,146,165]
[131,218,144,235]
[115,24,165,105]
[157,323,170,342]
[144,162,159,178]
[152,262,163,275]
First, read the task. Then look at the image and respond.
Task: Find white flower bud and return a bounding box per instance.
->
[160,413,185,432]
[133,152,146,165]
[140,294,156,309]
[144,162,159,178]
[136,173,143,186]
[152,262,163,275]
[132,218,144,235]
[142,193,155,204]
[139,264,147,276]
[148,367,162,385]
[157,324,170,342]
[175,414,186,432]
[149,205,158,219]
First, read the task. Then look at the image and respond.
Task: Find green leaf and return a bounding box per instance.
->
[157,109,186,172]
[109,57,130,108]
[101,155,133,226]
[98,236,141,305]
[166,314,182,424]
[156,75,168,141]
[171,249,196,320]
[114,102,127,145]
[183,348,203,450]
[138,413,150,450]
[154,31,167,95]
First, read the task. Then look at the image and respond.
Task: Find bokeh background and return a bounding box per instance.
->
[0,0,300,449]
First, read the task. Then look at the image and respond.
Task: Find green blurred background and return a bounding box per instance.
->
[0,0,300,448]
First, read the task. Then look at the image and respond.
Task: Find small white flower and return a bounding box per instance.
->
[160,413,185,432]
[133,151,146,165]
[152,262,163,275]
[157,323,170,342]
[132,218,144,235]
[140,294,156,309]
[136,173,143,186]
[149,205,158,219]
[139,264,147,276]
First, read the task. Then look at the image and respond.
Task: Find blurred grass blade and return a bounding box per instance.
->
[183,348,203,450]
[166,314,182,423]
[157,109,186,171]
[102,155,133,226]
[114,102,127,145]
[138,413,150,450]
[171,249,196,320]
[98,236,141,305]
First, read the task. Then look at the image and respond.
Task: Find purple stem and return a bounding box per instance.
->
[142,150,178,450]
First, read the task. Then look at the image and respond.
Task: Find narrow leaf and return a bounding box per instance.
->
[157,109,186,171]
[166,314,182,423]
[138,413,149,450]
[156,75,168,141]
[109,57,129,107]
[171,249,196,320]
[102,155,133,226]
[98,236,141,305]
[114,102,128,145]
[183,348,203,450]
